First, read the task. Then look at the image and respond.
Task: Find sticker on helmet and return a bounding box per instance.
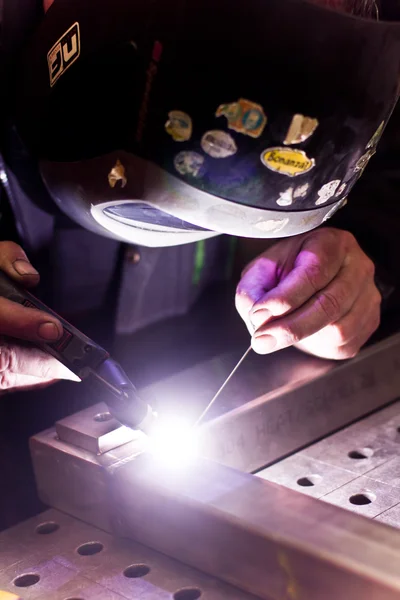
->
[255,218,289,233]
[201,131,237,159]
[215,98,267,138]
[108,160,127,188]
[367,121,385,150]
[284,114,319,145]
[48,22,81,87]
[174,151,205,178]
[355,149,375,175]
[315,180,341,205]
[294,183,310,198]
[165,111,193,142]
[261,148,315,177]
[276,188,294,206]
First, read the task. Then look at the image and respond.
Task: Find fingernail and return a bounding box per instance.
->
[252,334,277,354]
[38,322,61,341]
[250,309,271,331]
[13,259,39,277]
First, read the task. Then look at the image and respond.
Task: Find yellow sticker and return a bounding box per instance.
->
[216,98,267,138]
[284,114,319,145]
[261,147,315,177]
[108,159,127,189]
[165,110,192,142]
[0,592,21,600]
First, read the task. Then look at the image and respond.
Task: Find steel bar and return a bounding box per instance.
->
[196,333,400,472]
[31,420,400,600]
[56,333,400,473]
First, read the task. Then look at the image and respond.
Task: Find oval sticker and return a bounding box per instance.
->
[261,147,315,177]
[201,130,237,159]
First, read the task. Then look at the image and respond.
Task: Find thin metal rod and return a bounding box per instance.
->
[194,346,252,427]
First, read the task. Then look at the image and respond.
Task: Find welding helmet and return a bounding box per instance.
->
[14,0,400,247]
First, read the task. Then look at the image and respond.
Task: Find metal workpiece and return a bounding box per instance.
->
[148,332,400,473]
[30,423,145,533]
[30,409,400,600]
[109,453,400,600]
[0,510,255,600]
[258,399,400,523]
[322,477,400,518]
[300,400,400,475]
[256,454,355,498]
[55,401,142,454]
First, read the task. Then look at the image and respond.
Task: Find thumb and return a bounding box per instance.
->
[235,256,278,332]
[0,241,40,289]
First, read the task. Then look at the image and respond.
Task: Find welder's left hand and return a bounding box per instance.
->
[235,228,381,360]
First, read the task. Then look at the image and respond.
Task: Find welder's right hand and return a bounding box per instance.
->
[0,242,78,392]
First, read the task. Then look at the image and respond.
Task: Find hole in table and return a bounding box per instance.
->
[349,493,376,506]
[35,521,60,535]
[77,542,104,556]
[123,564,151,578]
[94,412,113,422]
[297,475,322,487]
[13,574,40,587]
[348,448,374,460]
[174,588,202,600]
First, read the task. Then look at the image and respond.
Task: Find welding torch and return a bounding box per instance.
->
[0,270,157,434]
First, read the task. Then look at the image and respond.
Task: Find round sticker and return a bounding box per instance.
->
[261,147,315,177]
[315,180,341,206]
[174,151,205,178]
[201,130,237,159]
[165,110,193,142]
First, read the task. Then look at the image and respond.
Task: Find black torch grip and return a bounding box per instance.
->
[0,270,109,379]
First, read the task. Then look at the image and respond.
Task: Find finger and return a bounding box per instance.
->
[235,257,278,331]
[0,343,79,391]
[294,286,381,360]
[250,230,346,330]
[0,297,63,342]
[0,241,40,288]
[251,266,373,354]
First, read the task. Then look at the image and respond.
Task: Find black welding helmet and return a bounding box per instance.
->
[14,0,400,247]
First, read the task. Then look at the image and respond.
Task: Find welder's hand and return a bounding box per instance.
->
[0,242,78,391]
[235,228,381,360]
